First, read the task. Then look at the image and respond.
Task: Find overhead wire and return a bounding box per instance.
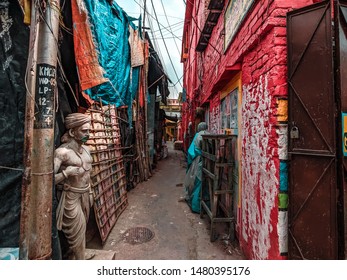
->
[146,5,167,73]
[24,0,79,114]
[152,26,184,40]
[147,0,178,98]
[183,0,222,56]
[150,0,183,88]
[152,20,184,32]
[151,36,182,40]
[176,0,224,97]
[133,0,183,43]
[130,0,184,97]
[145,1,181,97]
[159,0,181,55]
[150,0,210,93]
[143,1,163,65]
[36,0,79,108]
[152,21,184,36]
[125,11,183,20]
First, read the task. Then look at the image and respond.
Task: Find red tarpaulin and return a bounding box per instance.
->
[71,0,108,91]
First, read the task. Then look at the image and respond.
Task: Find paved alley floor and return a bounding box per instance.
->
[87,142,245,260]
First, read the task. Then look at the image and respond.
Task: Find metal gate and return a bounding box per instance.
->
[287,1,339,259]
[336,0,347,260]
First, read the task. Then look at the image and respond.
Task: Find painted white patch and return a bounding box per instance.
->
[277,211,288,254]
[2,54,12,71]
[209,106,220,134]
[277,124,288,160]
[241,74,279,259]
[0,1,13,70]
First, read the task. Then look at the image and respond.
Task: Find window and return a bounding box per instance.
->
[220,88,238,134]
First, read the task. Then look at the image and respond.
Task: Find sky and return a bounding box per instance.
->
[115,0,186,99]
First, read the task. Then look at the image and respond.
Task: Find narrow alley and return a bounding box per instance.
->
[2,0,347,266]
[87,142,244,260]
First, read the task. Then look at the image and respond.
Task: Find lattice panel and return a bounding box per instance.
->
[86,104,128,243]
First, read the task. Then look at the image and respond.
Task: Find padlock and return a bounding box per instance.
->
[290,126,299,139]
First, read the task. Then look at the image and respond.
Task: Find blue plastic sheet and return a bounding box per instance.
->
[83,0,140,110]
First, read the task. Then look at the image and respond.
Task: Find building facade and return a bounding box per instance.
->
[160,98,182,141]
[181,0,346,259]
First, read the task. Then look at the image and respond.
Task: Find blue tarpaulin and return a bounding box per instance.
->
[83,0,140,109]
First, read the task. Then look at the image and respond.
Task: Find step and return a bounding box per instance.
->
[86,249,116,260]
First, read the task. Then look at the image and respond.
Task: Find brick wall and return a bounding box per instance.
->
[236,0,318,259]
[182,0,323,259]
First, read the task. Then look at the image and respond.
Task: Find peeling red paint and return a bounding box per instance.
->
[182,0,322,259]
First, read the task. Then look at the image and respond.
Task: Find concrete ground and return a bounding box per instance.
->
[87,141,245,260]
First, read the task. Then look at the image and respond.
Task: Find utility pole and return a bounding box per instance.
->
[20,0,60,260]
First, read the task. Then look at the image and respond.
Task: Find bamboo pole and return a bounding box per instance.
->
[20,0,60,260]
[23,0,31,25]
[142,0,151,180]
[135,106,145,182]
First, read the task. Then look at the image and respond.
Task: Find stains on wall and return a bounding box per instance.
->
[241,74,279,259]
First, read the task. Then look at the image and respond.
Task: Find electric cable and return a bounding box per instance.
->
[133,0,183,42]
[146,7,167,73]
[183,0,222,56]
[151,36,182,40]
[160,0,181,55]
[150,0,182,88]
[152,21,184,36]
[147,14,169,69]
[131,0,185,96]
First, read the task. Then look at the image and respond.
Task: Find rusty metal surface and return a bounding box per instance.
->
[287,1,338,259]
[336,1,347,259]
[207,0,224,10]
[122,227,155,245]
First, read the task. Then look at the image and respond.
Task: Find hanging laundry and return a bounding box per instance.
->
[82,0,139,109]
[128,25,144,68]
[71,0,108,91]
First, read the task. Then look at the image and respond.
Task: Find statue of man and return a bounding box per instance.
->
[54,113,93,260]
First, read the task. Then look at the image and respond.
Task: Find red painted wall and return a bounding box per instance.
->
[182,0,322,259]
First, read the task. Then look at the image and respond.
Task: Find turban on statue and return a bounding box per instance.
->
[64,113,91,130]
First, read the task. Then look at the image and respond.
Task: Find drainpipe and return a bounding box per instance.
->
[20,0,60,260]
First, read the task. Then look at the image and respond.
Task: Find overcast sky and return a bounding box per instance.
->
[116,0,186,99]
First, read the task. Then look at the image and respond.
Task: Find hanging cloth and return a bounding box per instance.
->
[128,25,144,67]
[71,0,108,90]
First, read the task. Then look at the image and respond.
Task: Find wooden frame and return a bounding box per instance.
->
[224,0,255,52]
[86,104,128,243]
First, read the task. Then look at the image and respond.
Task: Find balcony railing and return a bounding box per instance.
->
[196,0,224,52]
